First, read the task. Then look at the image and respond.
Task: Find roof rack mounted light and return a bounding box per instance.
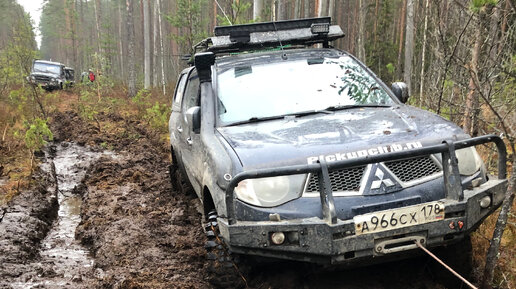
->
[198,17,344,55]
[214,17,332,37]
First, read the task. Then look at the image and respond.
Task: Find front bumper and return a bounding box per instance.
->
[28,79,59,89]
[219,178,506,264]
[221,135,508,264]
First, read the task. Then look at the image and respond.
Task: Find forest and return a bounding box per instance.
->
[0,0,515,288]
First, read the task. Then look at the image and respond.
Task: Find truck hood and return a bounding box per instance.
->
[217,106,467,169]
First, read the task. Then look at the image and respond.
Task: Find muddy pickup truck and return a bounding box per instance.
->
[169,17,508,268]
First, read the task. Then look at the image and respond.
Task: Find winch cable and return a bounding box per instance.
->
[414,241,478,289]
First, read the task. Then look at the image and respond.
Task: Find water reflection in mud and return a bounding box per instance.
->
[11,142,113,288]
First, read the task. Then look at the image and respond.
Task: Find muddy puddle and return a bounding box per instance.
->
[10,142,114,288]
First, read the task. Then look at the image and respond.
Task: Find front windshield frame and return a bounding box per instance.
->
[214,50,398,127]
[32,62,62,75]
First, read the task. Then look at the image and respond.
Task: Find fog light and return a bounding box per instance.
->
[271,232,285,245]
[479,196,491,208]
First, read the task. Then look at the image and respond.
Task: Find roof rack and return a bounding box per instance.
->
[193,17,344,55]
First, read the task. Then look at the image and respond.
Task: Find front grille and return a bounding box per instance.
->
[384,156,441,182]
[305,166,366,192]
[304,156,441,194]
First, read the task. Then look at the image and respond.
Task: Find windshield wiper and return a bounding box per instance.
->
[283,109,333,117]
[224,105,389,127]
[225,115,286,127]
[324,104,390,111]
[224,109,332,127]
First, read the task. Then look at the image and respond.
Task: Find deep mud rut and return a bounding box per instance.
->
[0,110,471,288]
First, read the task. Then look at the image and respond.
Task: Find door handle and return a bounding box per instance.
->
[186,137,192,145]
[177,126,183,133]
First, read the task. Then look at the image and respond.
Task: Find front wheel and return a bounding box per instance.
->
[204,210,247,288]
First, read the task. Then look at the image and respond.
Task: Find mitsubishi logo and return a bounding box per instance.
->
[359,164,401,195]
[371,168,395,189]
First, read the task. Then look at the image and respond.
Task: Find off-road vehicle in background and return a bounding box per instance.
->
[28,59,66,91]
[169,17,507,273]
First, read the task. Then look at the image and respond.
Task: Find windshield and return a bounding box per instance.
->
[33,62,61,75]
[216,55,395,125]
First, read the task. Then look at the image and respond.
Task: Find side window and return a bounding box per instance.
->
[173,73,188,106]
[181,71,200,114]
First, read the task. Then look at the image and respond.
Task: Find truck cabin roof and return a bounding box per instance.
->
[33,60,64,66]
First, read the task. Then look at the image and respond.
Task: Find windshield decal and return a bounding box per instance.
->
[307,141,423,164]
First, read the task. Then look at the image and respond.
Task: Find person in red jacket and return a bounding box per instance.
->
[88,69,95,82]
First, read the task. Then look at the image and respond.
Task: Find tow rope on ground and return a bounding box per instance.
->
[415,241,478,289]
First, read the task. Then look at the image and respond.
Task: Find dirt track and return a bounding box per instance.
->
[0,110,474,288]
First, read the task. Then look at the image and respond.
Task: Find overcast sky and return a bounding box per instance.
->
[17,0,44,48]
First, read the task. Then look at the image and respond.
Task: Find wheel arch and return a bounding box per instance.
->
[202,186,216,220]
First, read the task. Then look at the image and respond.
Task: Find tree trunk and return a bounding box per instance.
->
[318,0,328,17]
[143,0,151,89]
[93,0,102,56]
[304,0,310,18]
[328,0,335,19]
[294,0,301,19]
[153,0,159,87]
[278,0,287,20]
[419,0,429,107]
[157,0,166,95]
[254,0,263,20]
[126,0,136,97]
[403,0,414,94]
[481,158,516,289]
[373,0,379,50]
[396,0,407,80]
[118,1,124,81]
[499,0,509,55]
[464,9,484,136]
[488,3,501,67]
[357,0,366,63]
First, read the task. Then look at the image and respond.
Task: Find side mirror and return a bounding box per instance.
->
[186,106,201,133]
[391,82,409,103]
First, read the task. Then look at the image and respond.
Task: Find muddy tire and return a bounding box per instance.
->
[204,210,247,288]
[174,169,194,195]
[168,164,177,190]
[430,236,473,288]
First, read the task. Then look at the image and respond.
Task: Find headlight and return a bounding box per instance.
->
[234,174,306,207]
[456,146,483,175]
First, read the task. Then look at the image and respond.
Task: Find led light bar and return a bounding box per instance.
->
[311,23,330,34]
[214,17,332,37]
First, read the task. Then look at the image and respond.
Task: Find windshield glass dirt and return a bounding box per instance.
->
[216,55,395,124]
[33,62,61,75]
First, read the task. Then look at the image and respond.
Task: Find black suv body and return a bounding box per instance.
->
[169,18,507,265]
[28,60,66,90]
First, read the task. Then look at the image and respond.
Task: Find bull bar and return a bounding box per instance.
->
[225,135,507,226]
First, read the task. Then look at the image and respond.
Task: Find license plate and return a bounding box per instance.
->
[353,201,445,235]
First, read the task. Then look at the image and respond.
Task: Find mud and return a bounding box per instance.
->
[0,165,58,287]
[0,110,474,288]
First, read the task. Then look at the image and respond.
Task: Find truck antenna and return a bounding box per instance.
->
[214,0,232,26]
